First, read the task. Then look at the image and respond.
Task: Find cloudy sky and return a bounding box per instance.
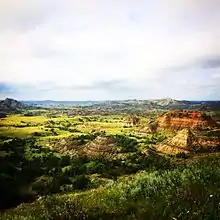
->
[0,0,220,100]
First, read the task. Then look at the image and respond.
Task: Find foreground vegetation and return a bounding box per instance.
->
[2,155,220,219]
[0,109,220,219]
[0,137,171,210]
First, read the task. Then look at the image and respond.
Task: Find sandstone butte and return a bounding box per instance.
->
[155,111,220,155]
[156,110,217,131]
[156,128,194,154]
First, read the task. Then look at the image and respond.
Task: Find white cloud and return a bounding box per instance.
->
[0,0,220,100]
[212,73,220,79]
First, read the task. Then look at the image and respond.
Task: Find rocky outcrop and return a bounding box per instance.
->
[156,110,216,131]
[196,137,220,148]
[83,136,118,158]
[156,128,220,155]
[156,128,193,154]
[156,144,190,155]
[167,128,193,149]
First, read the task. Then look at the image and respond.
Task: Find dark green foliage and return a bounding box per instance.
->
[144,132,167,145]
[2,156,220,219]
[0,139,91,209]
[23,112,34,116]
[85,157,126,179]
[125,151,172,172]
[69,133,98,145]
[0,136,172,210]
[175,152,189,159]
[114,134,138,152]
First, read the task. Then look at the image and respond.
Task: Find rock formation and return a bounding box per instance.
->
[156,128,194,154]
[156,110,216,131]
[167,128,193,149]
[83,136,118,158]
[156,127,220,155]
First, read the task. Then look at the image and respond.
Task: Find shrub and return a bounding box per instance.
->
[176,152,189,159]
[114,134,138,153]
[32,175,54,195]
[3,156,220,219]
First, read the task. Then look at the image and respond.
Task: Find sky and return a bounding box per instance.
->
[0,0,220,101]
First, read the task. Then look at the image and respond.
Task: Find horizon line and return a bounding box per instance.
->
[2,97,220,102]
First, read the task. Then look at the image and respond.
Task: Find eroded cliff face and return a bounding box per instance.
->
[153,111,219,154]
[156,128,193,154]
[155,127,220,155]
[82,136,118,158]
[156,110,216,131]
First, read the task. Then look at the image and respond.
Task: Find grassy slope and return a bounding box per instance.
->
[2,155,220,220]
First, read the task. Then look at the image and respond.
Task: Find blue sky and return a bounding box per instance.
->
[0,0,220,100]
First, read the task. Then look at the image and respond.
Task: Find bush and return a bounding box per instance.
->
[114,134,138,153]
[3,156,220,219]
[176,152,189,159]
[32,175,54,195]
[0,139,90,209]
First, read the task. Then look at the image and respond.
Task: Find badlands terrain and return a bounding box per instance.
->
[0,98,220,219]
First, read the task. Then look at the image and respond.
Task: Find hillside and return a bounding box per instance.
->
[0,98,30,113]
[2,155,220,220]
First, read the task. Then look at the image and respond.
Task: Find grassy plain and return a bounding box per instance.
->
[0,113,149,140]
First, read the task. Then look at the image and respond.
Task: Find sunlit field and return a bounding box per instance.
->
[0,113,151,140]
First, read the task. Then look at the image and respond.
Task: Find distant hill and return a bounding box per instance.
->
[90,98,220,111]
[2,98,220,112]
[22,100,100,108]
[0,98,32,113]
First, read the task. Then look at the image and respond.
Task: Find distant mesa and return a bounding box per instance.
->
[6,98,220,111]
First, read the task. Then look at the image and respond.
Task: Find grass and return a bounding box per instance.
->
[0,115,83,139]
[76,121,125,134]
[0,115,47,126]
[2,155,220,220]
[0,126,44,138]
